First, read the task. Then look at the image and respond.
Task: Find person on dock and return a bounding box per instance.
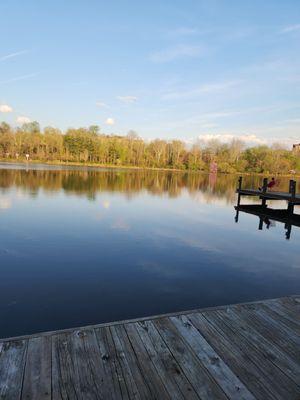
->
[259,177,277,191]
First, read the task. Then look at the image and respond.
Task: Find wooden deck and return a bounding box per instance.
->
[0,296,299,399]
[236,189,300,204]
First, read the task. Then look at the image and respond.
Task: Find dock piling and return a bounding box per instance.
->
[289,179,296,199]
[237,176,243,206]
[261,178,268,206]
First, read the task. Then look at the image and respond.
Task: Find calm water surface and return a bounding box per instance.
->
[0,163,299,338]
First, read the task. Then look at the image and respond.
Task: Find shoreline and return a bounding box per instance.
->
[0,159,299,178]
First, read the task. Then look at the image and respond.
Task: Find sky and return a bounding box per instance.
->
[0,0,299,146]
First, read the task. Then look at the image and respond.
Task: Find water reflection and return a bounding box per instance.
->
[0,163,299,338]
[0,163,293,203]
[235,204,300,240]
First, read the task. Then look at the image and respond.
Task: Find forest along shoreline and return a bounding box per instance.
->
[0,121,299,175]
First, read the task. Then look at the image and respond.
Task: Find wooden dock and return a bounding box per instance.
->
[236,177,300,206]
[0,296,299,399]
[237,189,300,204]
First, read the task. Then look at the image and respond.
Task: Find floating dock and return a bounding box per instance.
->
[1,296,299,399]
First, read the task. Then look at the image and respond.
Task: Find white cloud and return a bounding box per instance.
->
[0,104,13,113]
[17,116,31,124]
[280,24,300,33]
[116,96,137,104]
[96,101,108,108]
[197,133,266,145]
[0,50,28,62]
[105,117,115,125]
[150,44,204,63]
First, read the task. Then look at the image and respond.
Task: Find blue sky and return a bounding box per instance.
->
[0,0,299,146]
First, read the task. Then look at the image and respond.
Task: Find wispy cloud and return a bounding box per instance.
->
[0,50,28,62]
[96,101,108,108]
[280,24,300,34]
[150,44,204,63]
[116,95,137,104]
[0,73,38,85]
[0,104,13,113]
[17,116,31,124]
[162,80,242,100]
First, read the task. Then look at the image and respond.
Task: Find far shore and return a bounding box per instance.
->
[0,158,299,178]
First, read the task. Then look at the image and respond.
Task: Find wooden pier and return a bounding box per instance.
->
[1,296,299,399]
[236,177,300,206]
[235,177,299,238]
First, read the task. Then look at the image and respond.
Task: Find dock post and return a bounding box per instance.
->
[237,176,242,206]
[288,180,296,213]
[290,180,296,198]
[261,178,268,206]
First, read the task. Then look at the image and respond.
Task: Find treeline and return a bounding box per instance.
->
[0,121,299,174]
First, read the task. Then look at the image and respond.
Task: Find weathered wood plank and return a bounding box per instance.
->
[134,321,189,400]
[0,340,27,399]
[260,303,300,332]
[72,328,119,400]
[136,320,199,400]
[94,327,125,400]
[52,329,113,400]
[21,336,51,400]
[113,324,154,399]
[232,304,300,363]
[153,317,228,400]
[51,332,82,399]
[274,298,300,322]
[242,303,300,348]
[263,302,300,332]
[188,312,280,400]
[216,308,300,385]
[109,326,141,400]
[204,310,300,399]
[124,322,171,399]
[170,314,255,400]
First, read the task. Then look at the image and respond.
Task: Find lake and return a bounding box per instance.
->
[0,163,299,338]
